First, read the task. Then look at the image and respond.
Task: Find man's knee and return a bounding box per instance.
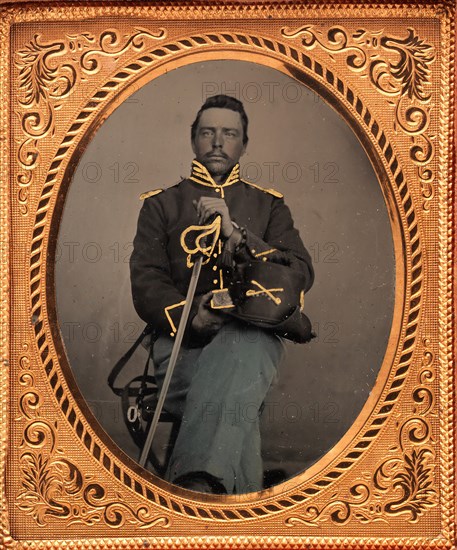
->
[217,321,284,364]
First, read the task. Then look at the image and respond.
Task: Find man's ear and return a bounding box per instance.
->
[240,143,247,157]
[191,140,196,155]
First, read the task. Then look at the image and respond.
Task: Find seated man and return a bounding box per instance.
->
[130,94,314,494]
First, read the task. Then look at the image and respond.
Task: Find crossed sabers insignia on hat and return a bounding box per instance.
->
[180,216,221,268]
[246,280,284,305]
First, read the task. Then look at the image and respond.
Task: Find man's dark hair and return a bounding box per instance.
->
[191,94,249,145]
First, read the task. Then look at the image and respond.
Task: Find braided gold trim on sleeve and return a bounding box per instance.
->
[164,300,187,336]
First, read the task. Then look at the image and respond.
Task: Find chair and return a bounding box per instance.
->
[137,382,181,475]
[108,326,181,476]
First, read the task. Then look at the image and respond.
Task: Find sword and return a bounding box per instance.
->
[139,215,220,468]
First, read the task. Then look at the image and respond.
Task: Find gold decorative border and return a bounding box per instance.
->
[1,1,455,548]
[281,25,436,211]
[11,7,443,526]
[0,2,11,548]
[436,2,455,542]
[14,27,167,215]
[25,28,423,520]
[16,341,170,530]
[284,336,437,527]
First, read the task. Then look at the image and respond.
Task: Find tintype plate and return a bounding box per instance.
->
[0,1,455,548]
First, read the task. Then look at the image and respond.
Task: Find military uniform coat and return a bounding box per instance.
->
[130,161,314,340]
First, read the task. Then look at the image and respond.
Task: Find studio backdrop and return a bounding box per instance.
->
[55,59,395,480]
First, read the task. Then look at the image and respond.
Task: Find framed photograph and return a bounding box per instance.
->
[0,0,455,548]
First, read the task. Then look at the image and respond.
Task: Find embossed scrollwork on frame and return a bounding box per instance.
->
[285,336,437,527]
[18,342,39,421]
[14,27,167,215]
[2,0,453,543]
[285,484,371,527]
[21,28,427,522]
[281,25,436,211]
[411,338,436,417]
[372,442,436,522]
[17,420,170,528]
[16,347,171,528]
[285,438,436,527]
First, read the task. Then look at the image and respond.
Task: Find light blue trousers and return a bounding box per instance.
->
[152,320,284,494]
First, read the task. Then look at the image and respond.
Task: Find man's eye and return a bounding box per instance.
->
[201,130,214,137]
[225,131,237,138]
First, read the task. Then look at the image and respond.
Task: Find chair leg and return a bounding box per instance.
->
[140,419,181,477]
[145,447,167,477]
[139,418,167,477]
[164,420,181,470]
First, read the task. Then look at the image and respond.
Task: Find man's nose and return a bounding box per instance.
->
[212,130,223,148]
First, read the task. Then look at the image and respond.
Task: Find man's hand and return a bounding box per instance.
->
[191,291,228,336]
[193,197,234,238]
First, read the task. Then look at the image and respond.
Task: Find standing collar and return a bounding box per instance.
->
[189,160,240,190]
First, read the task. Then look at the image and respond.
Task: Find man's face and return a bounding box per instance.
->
[192,107,247,179]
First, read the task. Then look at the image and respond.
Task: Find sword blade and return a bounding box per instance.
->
[139,255,203,468]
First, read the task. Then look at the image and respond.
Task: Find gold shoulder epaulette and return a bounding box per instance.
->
[140,189,163,200]
[241,180,283,199]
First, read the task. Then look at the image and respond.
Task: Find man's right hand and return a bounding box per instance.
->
[191,291,228,336]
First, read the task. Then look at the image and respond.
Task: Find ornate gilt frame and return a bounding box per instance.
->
[0,0,455,548]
